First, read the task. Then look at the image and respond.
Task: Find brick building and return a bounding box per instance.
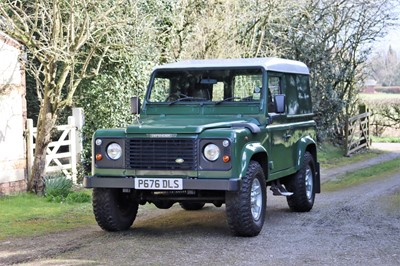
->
[0,31,27,195]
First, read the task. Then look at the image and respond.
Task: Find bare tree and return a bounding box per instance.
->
[0,0,138,193]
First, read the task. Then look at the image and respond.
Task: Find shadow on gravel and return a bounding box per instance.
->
[126,199,300,238]
[119,206,232,237]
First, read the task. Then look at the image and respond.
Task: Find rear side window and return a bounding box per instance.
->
[297,75,312,114]
[284,74,312,115]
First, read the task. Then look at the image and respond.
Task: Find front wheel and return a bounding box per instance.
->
[225,160,266,237]
[92,188,139,231]
[285,151,316,212]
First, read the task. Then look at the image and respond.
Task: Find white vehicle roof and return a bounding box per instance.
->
[154,57,309,75]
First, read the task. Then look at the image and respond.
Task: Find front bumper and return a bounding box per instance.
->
[84,176,241,191]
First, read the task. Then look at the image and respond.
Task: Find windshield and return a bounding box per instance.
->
[148,68,263,104]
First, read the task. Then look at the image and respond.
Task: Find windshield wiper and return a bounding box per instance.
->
[169,97,207,105]
[215,97,242,105]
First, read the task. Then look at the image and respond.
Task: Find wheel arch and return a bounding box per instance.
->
[295,136,320,194]
[295,136,317,169]
[251,153,268,179]
[239,143,268,180]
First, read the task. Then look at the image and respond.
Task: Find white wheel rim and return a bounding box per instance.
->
[305,166,313,200]
[251,178,263,221]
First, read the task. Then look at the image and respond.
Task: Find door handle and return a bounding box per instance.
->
[283,133,292,140]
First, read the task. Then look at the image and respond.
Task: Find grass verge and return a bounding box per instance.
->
[371,136,400,143]
[318,142,384,169]
[0,192,94,240]
[322,157,400,192]
[386,190,400,212]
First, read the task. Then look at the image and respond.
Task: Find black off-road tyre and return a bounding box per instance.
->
[225,160,266,237]
[179,202,205,211]
[92,188,139,231]
[285,151,316,212]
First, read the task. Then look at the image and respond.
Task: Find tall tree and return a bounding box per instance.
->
[238,0,395,139]
[0,0,139,193]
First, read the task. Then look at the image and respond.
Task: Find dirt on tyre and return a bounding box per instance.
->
[285,151,316,212]
[225,160,266,237]
[92,188,139,231]
[179,202,205,211]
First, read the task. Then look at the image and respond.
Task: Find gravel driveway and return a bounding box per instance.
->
[1,144,399,266]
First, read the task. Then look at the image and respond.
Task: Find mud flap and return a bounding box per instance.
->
[315,162,321,193]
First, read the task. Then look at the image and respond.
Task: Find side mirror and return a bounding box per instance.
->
[131,96,141,115]
[274,94,285,113]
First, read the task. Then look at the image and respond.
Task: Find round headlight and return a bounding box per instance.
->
[107,143,122,160]
[204,144,220,162]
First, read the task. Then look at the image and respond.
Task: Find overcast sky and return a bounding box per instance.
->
[375,28,400,54]
[373,7,400,55]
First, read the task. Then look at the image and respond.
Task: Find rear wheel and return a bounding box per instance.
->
[179,202,205,211]
[225,160,266,237]
[92,188,138,231]
[285,152,316,212]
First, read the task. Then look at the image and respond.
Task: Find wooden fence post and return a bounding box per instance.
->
[68,116,77,183]
[72,108,84,163]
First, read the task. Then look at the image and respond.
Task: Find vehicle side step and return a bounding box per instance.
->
[270,184,293,196]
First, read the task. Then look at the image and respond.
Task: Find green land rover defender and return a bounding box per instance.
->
[84,57,320,237]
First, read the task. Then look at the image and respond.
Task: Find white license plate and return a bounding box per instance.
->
[134,178,183,190]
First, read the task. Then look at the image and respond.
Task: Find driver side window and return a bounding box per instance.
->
[268,76,281,112]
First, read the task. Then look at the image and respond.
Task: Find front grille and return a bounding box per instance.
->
[126,138,198,170]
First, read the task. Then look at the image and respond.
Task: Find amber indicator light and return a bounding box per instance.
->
[223,155,230,163]
[95,153,103,161]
